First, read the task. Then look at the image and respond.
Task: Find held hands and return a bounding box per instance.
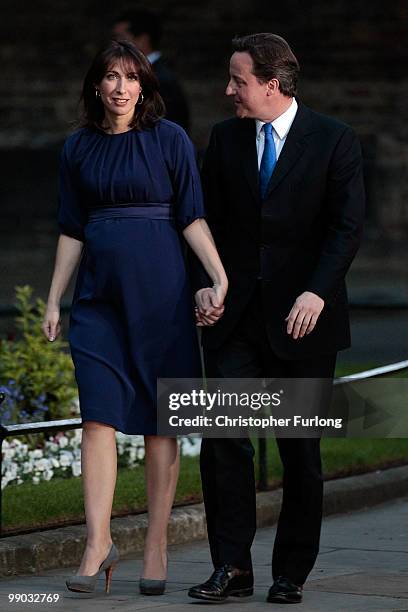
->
[41,304,61,342]
[195,284,226,327]
[285,291,324,339]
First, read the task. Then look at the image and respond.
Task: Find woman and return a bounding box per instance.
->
[42,40,227,596]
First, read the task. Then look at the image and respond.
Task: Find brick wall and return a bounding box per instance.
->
[2,0,407,146]
[0,0,407,307]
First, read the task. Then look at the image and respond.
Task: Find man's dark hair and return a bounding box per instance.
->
[115,10,162,48]
[232,33,300,97]
[79,40,165,132]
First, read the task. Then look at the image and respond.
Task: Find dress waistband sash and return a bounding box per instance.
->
[88,204,174,222]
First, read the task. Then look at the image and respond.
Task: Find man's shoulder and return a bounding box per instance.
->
[302,103,355,137]
[211,117,253,137]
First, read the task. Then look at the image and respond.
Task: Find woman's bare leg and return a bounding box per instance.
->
[76,421,117,575]
[142,436,180,579]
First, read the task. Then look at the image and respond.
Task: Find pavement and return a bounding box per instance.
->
[0,496,408,612]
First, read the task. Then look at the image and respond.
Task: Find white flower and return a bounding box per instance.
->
[58,436,69,448]
[72,428,82,443]
[5,469,17,483]
[60,451,74,467]
[3,449,15,460]
[180,436,201,456]
[71,460,81,477]
[46,442,59,453]
[17,444,29,457]
[1,426,149,490]
[35,458,51,472]
[136,447,145,460]
[22,461,33,474]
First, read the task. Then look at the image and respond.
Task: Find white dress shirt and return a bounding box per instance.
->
[255,98,298,169]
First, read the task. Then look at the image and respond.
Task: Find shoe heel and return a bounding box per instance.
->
[105,563,116,594]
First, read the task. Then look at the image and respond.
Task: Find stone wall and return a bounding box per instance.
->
[0,0,407,309]
[2,0,407,144]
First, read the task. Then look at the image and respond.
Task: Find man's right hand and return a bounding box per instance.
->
[195,287,225,327]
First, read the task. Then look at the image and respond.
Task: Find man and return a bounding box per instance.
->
[189,33,365,604]
[112,9,190,132]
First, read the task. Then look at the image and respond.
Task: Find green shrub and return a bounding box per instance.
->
[0,286,77,422]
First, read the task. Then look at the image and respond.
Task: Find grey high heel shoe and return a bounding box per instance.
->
[66,543,120,594]
[139,578,166,596]
[139,552,167,595]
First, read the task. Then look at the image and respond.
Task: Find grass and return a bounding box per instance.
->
[335,362,377,377]
[3,438,408,534]
[2,455,203,534]
[2,361,408,534]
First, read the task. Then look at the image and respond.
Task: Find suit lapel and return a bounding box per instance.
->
[235,104,318,202]
[265,102,317,197]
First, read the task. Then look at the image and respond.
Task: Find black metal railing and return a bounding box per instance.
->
[1,359,408,535]
[256,360,408,490]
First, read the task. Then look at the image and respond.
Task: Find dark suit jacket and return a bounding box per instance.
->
[153,57,190,133]
[195,101,365,359]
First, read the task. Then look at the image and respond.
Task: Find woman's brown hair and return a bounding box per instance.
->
[79,39,165,131]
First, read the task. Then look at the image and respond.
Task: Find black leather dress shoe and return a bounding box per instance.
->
[188,564,254,602]
[267,576,303,603]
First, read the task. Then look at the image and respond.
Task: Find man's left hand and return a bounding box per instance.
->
[285,291,325,339]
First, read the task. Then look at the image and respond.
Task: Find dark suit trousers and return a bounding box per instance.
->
[201,286,337,584]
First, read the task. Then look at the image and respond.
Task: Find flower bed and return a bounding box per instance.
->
[1,431,201,490]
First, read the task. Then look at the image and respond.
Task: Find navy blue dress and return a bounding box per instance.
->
[58,120,204,434]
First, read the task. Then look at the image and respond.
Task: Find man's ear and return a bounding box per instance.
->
[266,78,280,95]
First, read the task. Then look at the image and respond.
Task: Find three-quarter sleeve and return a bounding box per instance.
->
[171,129,205,229]
[57,141,86,241]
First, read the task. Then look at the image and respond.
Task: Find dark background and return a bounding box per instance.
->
[1,0,407,367]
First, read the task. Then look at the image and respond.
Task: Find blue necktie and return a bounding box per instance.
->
[259,123,277,200]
